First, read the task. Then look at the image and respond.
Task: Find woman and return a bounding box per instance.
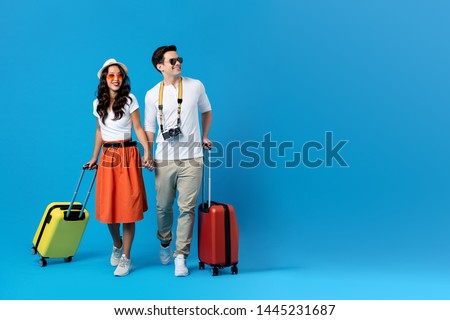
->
[86,58,150,276]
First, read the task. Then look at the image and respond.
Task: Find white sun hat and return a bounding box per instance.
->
[97,58,128,79]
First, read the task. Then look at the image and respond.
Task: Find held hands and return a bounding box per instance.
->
[142,153,155,172]
[202,137,213,150]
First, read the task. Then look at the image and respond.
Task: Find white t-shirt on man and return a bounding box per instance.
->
[144,77,212,160]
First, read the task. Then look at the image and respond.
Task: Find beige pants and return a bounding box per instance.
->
[154,157,203,257]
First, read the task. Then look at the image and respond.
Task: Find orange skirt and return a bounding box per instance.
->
[96,143,148,224]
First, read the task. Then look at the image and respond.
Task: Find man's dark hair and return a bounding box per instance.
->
[152,45,177,72]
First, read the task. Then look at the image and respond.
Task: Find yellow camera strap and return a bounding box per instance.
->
[158,77,183,132]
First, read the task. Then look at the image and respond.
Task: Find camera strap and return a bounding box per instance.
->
[158,77,183,132]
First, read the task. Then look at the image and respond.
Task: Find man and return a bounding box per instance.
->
[144,45,213,277]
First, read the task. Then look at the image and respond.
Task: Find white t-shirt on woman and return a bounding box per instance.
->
[93,93,139,142]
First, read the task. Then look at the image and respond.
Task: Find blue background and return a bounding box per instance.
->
[1,0,449,299]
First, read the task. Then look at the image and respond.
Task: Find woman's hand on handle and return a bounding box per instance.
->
[85,158,98,170]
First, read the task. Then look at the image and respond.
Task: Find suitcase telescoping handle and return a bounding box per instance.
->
[201,144,212,209]
[66,164,97,219]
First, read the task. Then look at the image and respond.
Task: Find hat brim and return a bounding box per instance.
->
[97,61,128,79]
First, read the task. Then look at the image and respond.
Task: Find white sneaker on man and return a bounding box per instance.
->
[114,254,132,276]
[174,254,189,277]
[160,244,173,265]
[110,244,123,266]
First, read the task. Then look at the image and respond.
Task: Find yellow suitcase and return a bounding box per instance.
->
[31,165,97,267]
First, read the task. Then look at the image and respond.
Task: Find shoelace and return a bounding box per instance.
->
[118,257,129,268]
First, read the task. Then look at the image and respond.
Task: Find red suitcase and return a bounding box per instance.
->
[198,149,239,276]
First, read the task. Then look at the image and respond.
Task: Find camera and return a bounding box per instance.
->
[162,126,181,140]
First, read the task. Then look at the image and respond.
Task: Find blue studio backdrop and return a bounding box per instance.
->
[1,0,450,299]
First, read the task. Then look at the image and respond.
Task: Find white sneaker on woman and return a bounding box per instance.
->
[110,245,123,266]
[114,254,132,276]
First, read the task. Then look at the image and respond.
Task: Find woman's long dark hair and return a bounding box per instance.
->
[96,64,132,124]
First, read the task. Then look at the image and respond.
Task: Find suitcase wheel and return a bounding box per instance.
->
[64,257,72,263]
[39,258,47,267]
[31,246,37,255]
[199,261,205,270]
[231,265,238,275]
[211,267,219,276]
